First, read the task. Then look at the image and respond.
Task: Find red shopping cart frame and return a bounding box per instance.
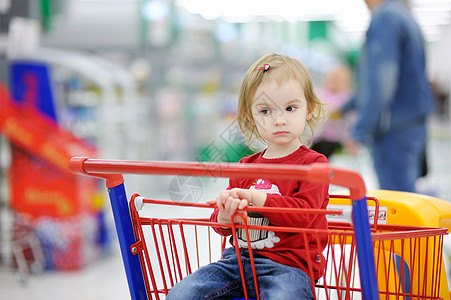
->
[128,194,447,300]
[69,157,386,300]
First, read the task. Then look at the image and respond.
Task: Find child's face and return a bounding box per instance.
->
[252,78,310,150]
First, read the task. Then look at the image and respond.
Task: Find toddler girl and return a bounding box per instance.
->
[167,52,328,300]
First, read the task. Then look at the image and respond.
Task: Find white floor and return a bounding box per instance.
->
[1,245,130,300]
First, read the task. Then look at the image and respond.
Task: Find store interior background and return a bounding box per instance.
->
[1,0,451,299]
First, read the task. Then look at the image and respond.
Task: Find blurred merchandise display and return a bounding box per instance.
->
[0,78,108,271]
[8,213,45,282]
[8,47,143,160]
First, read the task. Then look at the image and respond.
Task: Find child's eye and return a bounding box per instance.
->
[260,108,271,115]
[286,105,297,112]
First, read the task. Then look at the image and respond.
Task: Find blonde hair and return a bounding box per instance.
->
[237,52,326,147]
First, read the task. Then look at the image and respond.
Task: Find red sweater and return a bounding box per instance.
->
[210,146,329,279]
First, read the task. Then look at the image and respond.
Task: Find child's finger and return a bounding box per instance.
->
[229,189,239,199]
[243,210,249,221]
[238,199,248,210]
[206,199,216,205]
[226,198,241,218]
[240,211,249,223]
[219,190,230,205]
[215,196,224,210]
[234,211,249,224]
[224,196,234,214]
[229,198,240,214]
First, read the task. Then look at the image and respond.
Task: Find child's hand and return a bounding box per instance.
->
[218,188,253,207]
[206,189,252,224]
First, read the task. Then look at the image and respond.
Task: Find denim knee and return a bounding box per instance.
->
[255,259,313,300]
[166,250,242,300]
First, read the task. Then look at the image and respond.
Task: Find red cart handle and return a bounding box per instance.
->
[69,157,365,199]
[69,156,125,188]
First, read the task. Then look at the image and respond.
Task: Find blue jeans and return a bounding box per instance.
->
[166,247,313,300]
[372,123,426,192]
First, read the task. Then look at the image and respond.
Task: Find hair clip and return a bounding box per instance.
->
[255,64,270,71]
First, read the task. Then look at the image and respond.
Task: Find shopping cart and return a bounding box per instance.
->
[69,157,448,300]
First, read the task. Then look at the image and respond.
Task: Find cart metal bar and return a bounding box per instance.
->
[69,157,366,199]
[69,157,379,300]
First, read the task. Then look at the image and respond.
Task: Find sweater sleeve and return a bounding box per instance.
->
[262,155,329,228]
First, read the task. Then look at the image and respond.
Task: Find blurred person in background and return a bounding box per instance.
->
[312,63,356,158]
[341,0,434,192]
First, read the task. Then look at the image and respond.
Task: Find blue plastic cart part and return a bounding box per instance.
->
[109,183,148,300]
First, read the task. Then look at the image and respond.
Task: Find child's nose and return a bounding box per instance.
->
[273,113,287,126]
